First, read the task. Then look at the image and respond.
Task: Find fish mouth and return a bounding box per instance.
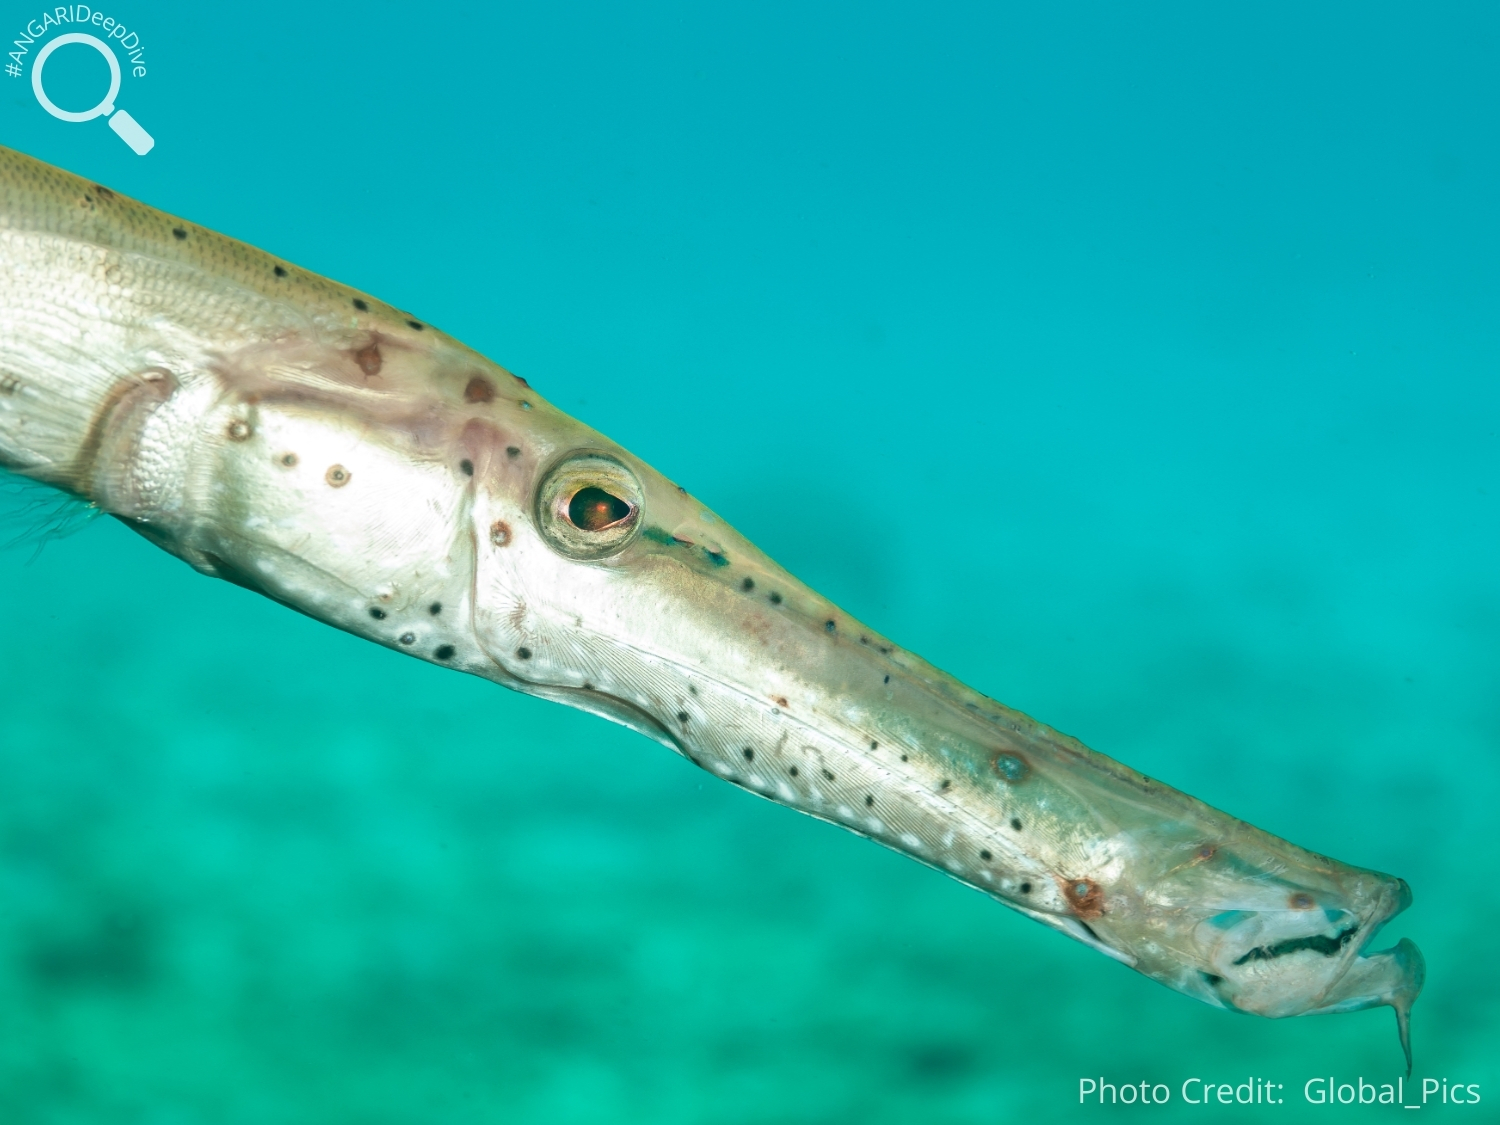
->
[1201,878,1424,1071]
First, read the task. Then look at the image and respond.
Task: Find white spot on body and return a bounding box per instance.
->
[900,833,922,851]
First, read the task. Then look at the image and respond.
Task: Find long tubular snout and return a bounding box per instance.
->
[0,144,1423,1064]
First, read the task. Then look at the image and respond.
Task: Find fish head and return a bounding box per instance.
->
[1100,821,1426,1068]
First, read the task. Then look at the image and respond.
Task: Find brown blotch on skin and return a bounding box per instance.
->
[1061,877,1105,919]
[353,343,382,377]
[774,696,788,708]
[226,420,252,442]
[1195,844,1217,862]
[1289,892,1316,910]
[325,464,351,488]
[992,751,1030,783]
[464,375,496,403]
[490,520,512,547]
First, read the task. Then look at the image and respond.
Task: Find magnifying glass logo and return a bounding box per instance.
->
[31,33,155,155]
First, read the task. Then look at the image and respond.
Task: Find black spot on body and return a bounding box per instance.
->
[172,228,186,240]
[352,298,368,311]
[769,592,782,605]
[869,740,878,750]
[434,645,455,661]
[938,779,951,790]
[789,766,799,777]
[821,768,835,781]
[742,577,755,591]
[399,633,415,645]
[506,446,521,459]
[407,319,424,330]
[460,459,474,476]
[980,850,992,861]
[516,647,532,660]
[900,754,908,762]
[368,607,386,620]
[824,619,836,633]
[1020,882,1032,894]
[1201,972,1224,986]
[677,711,689,724]
[1010,818,1023,831]
[883,675,890,684]
[742,748,754,761]
[274,265,287,277]
[864,795,874,807]
[429,602,442,615]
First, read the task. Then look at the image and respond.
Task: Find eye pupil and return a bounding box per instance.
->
[569,486,631,531]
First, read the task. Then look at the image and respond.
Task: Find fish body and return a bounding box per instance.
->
[0,145,1423,1062]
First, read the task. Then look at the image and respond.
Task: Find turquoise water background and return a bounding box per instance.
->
[2,2,1497,1120]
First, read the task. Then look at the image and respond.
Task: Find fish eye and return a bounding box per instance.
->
[536,452,643,559]
[568,486,633,531]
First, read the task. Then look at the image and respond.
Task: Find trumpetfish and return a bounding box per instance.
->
[0,144,1424,1065]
